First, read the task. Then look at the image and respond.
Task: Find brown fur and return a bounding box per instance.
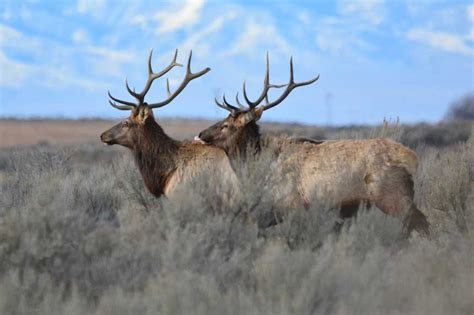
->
[101,105,232,198]
[198,113,430,235]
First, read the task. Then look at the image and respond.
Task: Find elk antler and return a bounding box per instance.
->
[215,52,319,115]
[108,49,210,110]
[214,93,240,114]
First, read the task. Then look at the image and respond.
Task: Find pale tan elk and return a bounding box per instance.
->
[101,50,233,198]
[196,54,429,235]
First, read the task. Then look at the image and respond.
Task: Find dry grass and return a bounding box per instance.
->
[0,121,472,314]
[1,118,471,149]
[0,119,216,147]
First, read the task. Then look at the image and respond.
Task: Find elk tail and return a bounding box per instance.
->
[404,204,430,236]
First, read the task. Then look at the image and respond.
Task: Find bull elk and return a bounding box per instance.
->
[100,49,232,197]
[197,53,429,235]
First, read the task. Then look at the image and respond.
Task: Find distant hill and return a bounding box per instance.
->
[0,118,471,148]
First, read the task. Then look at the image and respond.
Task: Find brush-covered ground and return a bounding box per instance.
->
[0,122,472,315]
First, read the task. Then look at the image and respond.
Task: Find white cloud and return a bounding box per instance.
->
[179,12,233,57]
[0,51,31,88]
[312,1,385,59]
[407,28,473,56]
[297,11,310,25]
[224,20,291,57]
[468,4,474,21]
[76,0,107,17]
[0,24,127,90]
[468,4,474,41]
[154,0,205,34]
[0,23,42,54]
[0,24,23,44]
[39,65,108,91]
[72,29,89,44]
[313,16,375,59]
[0,49,107,91]
[130,14,148,30]
[316,24,373,56]
[83,46,136,78]
[83,46,134,63]
[63,0,109,20]
[338,0,385,25]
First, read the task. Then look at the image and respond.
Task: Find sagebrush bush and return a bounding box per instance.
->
[0,128,473,315]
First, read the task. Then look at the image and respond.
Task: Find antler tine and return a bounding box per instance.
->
[147,49,154,75]
[124,49,183,104]
[261,56,319,112]
[242,52,273,108]
[242,52,288,109]
[107,49,200,111]
[242,81,254,109]
[166,78,171,96]
[215,96,238,114]
[108,100,135,111]
[264,94,270,105]
[217,77,285,113]
[235,92,245,108]
[264,51,270,89]
[150,49,183,80]
[148,50,211,108]
[215,97,226,108]
[125,78,139,99]
[289,56,295,85]
[107,91,137,109]
[223,94,240,111]
[184,50,211,80]
[269,83,287,89]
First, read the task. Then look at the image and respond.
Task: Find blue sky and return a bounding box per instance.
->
[0,0,472,125]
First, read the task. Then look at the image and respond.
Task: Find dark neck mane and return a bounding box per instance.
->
[132,120,180,197]
[226,122,262,171]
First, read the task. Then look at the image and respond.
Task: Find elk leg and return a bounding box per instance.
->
[366,167,429,235]
[332,200,369,233]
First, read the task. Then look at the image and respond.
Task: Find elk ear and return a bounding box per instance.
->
[137,107,153,124]
[242,107,264,125]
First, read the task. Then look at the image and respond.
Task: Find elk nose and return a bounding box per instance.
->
[100,132,110,143]
[194,132,207,144]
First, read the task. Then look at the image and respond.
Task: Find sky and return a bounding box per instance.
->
[0,0,473,125]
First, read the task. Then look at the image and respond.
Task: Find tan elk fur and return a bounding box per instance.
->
[199,53,429,234]
[198,110,430,235]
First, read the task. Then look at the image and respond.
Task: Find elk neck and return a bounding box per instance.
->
[226,121,262,171]
[132,119,180,197]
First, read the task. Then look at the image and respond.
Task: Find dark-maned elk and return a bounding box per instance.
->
[101,50,233,198]
[196,54,429,235]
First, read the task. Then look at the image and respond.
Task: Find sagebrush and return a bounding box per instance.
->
[0,127,473,315]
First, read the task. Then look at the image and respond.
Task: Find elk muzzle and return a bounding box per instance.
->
[100,121,125,146]
[194,135,207,144]
[196,121,222,144]
[100,130,115,145]
[196,130,213,144]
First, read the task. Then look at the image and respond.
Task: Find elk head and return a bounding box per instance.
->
[197,53,319,153]
[101,49,210,149]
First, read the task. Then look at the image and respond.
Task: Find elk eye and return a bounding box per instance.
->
[220,124,228,130]
[123,121,129,127]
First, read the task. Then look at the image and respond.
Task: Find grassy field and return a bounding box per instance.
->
[0,119,473,314]
[1,118,471,148]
